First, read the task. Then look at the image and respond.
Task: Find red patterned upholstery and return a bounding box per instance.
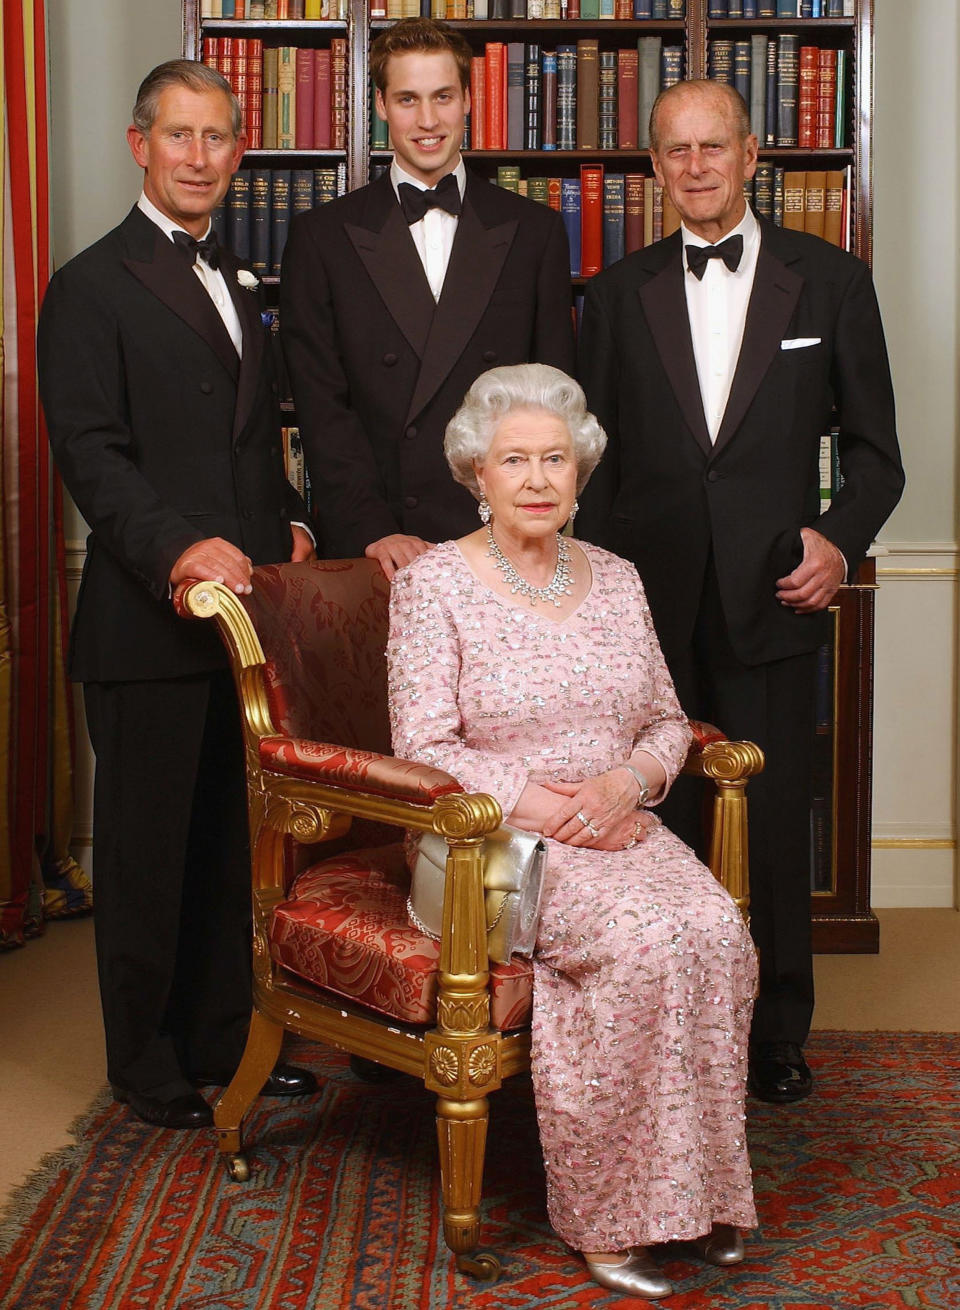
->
[271,845,532,1030]
[260,739,462,805]
[688,719,728,751]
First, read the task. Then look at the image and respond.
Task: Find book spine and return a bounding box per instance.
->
[541,50,557,150]
[471,57,486,151]
[580,163,604,278]
[782,170,805,230]
[291,168,313,226]
[617,48,638,151]
[249,168,271,276]
[753,160,774,219]
[486,43,506,151]
[201,36,219,70]
[524,43,542,150]
[749,34,767,143]
[602,173,625,268]
[315,50,332,151]
[497,164,521,193]
[727,0,743,16]
[624,173,644,253]
[599,51,617,150]
[636,36,662,149]
[576,39,599,151]
[560,177,581,277]
[277,47,296,150]
[834,49,846,148]
[295,48,316,150]
[556,46,577,152]
[798,45,819,149]
[733,40,751,105]
[660,45,683,90]
[262,47,278,150]
[776,34,799,147]
[764,38,777,147]
[709,40,734,86]
[331,39,347,150]
[270,169,292,276]
[227,168,251,262]
[822,169,844,247]
[803,169,826,239]
[547,176,562,210]
[507,42,525,151]
[313,167,338,204]
[816,47,837,150]
[773,165,784,226]
[527,175,550,205]
[247,40,263,149]
[652,179,663,242]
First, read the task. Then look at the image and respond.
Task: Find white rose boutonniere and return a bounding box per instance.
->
[237,269,259,291]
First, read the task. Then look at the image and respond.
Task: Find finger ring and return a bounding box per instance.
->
[576,811,590,828]
[625,818,646,850]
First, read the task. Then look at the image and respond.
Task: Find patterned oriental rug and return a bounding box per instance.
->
[1,1033,957,1310]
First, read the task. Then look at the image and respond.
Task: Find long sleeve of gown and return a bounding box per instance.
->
[624,567,692,795]
[388,558,533,816]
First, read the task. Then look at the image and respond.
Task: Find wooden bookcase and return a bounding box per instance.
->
[183,0,879,952]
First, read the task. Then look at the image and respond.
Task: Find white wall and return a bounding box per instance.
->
[48,1,959,907]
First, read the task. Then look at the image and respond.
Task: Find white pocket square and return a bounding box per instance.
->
[780,337,822,350]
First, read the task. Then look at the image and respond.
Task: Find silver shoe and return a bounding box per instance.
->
[692,1223,745,1266]
[584,1250,674,1300]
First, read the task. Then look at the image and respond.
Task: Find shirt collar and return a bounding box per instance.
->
[681,203,758,255]
[390,156,466,202]
[137,191,213,244]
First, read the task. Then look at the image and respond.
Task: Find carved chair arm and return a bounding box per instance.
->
[260,737,463,807]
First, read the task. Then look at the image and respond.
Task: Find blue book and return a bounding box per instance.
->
[227,169,251,263]
[560,178,581,278]
[270,169,292,277]
[652,0,667,15]
[602,174,625,270]
[250,168,271,277]
[635,0,654,16]
[764,37,777,148]
[708,0,727,12]
[744,0,758,15]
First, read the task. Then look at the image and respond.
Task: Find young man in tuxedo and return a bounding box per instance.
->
[38,61,316,1129]
[280,17,575,577]
[578,80,904,1104]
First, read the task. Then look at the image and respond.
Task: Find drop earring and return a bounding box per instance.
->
[478,496,492,525]
[568,498,580,525]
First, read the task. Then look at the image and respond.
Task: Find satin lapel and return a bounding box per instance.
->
[123,230,240,384]
[713,241,803,455]
[405,198,517,426]
[638,239,712,457]
[222,253,265,438]
[345,202,435,360]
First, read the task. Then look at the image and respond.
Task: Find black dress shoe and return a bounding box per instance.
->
[112,1086,213,1130]
[192,1061,318,1098]
[749,1041,813,1104]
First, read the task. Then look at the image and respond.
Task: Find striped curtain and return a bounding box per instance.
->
[1,0,91,948]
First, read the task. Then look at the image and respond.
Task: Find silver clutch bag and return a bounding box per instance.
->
[408,825,546,964]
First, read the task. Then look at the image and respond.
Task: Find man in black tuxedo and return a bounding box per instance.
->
[38,61,316,1128]
[281,17,575,577]
[578,80,903,1103]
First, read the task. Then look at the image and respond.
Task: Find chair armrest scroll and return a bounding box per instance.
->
[173,578,265,670]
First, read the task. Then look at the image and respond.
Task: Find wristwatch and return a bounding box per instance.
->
[621,763,650,808]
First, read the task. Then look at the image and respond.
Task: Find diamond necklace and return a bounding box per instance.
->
[485,526,574,608]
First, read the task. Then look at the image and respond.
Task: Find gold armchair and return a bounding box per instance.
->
[176,558,762,1281]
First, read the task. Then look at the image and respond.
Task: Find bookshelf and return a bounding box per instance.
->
[182,0,880,952]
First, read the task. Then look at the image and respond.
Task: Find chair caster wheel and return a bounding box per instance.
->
[225,1154,249,1182]
[457,1252,502,1283]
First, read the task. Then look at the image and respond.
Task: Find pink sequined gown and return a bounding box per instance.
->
[388,540,757,1252]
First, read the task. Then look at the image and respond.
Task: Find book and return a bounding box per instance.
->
[291,168,314,219]
[617,48,638,151]
[749,34,767,143]
[782,170,805,231]
[295,47,315,150]
[277,47,297,150]
[602,173,625,268]
[486,43,506,151]
[560,177,581,277]
[803,169,826,239]
[599,51,617,150]
[580,163,604,278]
[250,168,271,276]
[556,46,577,152]
[576,39,599,151]
[541,50,557,151]
[331,39,347,150]
[798,45,818,149]
[246,39,263,148]
[507,42,525,152]
[524,43,541,151]
[817,47,837,150]
[497,164,521,193]
[661,45,683,90]
[753,160,774,220]
[624,173,644,254]
[764,37,777,147]
[262,46,279,150]
[470,57,486,151]
[823,169,845,247]
[776,34,799,147]
[228,169,251,262]
[270,168,292,275]
[709,40,734,85]
[315,49,332,150]
[733,40,751,106]
[637,36,661,150]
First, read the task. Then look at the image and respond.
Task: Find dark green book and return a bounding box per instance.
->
[270,169,291,277]
[250,168,271,276]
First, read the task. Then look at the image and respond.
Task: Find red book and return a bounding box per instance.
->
[615,0,632,15]
[233,40,248,136]
[567,0,580,15]
[652,180,663,243]
[470,56,486,151]
[580,163,604,279]
[314,49,332,151]
[331,38,347,150]
[624,173,644,254]
[816,48,837,150]
[798,46,819,150]
[547,176,562,212]
[295,48,316,149]
[201,37,219,70]
[485,43,506,152]
[218,37,234,91]
[234,0,245,15]
[246,39,263,149]
[617,48,638,151]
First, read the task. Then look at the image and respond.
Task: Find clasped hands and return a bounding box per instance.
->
[512,768,660,852]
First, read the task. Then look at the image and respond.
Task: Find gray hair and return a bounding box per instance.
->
[132,60,241,138]
[649,78,751,153]
[444,364,607,497]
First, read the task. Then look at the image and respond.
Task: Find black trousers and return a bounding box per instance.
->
[658,559,818,1048]
[83,670,252,1098]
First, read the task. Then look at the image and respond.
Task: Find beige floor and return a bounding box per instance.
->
[1,908,958,1212]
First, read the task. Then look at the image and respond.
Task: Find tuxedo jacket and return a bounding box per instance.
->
[38,205,305,683]
[578,217,904,668]
[280,169,575,557]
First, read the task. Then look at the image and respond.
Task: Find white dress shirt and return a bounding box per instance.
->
[682,205,760,444]
[390,157,466,302]
[138,192,244,357]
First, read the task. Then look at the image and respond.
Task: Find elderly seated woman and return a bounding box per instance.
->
[386,363,757,1301]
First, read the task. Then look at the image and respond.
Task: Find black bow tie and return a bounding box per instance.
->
[685,234,744,280]
[171,228,221,270]
[397,173,462,224]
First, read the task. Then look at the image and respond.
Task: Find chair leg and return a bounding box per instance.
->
[214,1008,284,1164]
[436,1094,501,1281]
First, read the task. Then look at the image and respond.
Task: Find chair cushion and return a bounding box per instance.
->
[260,738,463,805]
[269,843,532,1030]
